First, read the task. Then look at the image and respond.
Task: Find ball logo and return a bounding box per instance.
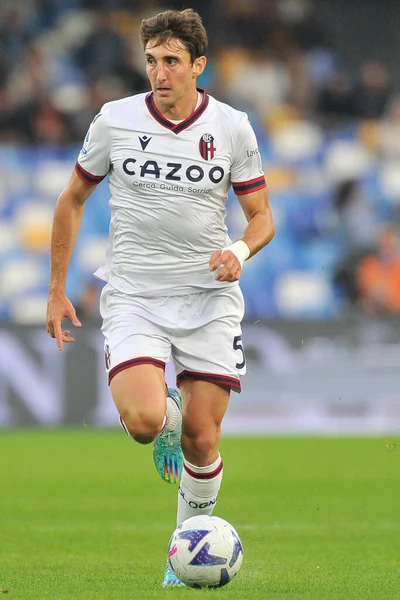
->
[189,542,227,567]
[229,531,243,567]
[168,544,178,558]
[199,133,216,161]
[176,529,209,551]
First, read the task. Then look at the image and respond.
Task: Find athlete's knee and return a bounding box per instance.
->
[181,428,219,462]
[120,406,163,444]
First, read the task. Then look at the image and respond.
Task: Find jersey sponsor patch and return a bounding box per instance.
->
[80,113,101,156]
[80,129,91,156]
[199,133,216,160]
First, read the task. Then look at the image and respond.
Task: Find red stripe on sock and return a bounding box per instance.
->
[184,459,223,480]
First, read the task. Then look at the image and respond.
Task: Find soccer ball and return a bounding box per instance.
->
[167,514,244,588]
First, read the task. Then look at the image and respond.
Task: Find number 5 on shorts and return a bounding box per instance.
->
[233,335,246,369]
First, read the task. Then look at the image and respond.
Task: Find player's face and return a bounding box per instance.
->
[144,38,206,112]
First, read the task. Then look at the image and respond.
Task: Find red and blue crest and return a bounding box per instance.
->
[199,133,216,160]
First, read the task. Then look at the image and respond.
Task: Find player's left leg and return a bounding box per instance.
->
[178,379,229,521]
[162,379,230,587]
[171,287,245,525]
[161,286,244,587]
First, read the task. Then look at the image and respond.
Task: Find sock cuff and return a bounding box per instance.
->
[184,454,223,480]
[158,414,168,435]
[119,416,133,439]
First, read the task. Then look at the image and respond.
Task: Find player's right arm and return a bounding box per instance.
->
[46,172,97,350]
[47,109,111,350]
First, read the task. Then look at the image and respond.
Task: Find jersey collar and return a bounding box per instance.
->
[145,88,209,134]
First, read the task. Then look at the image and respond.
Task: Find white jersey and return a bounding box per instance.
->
[75,90,266,297]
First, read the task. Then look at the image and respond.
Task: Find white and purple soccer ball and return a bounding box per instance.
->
[167,515,244,588]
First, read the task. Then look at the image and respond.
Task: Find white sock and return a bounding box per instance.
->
[164,394,181,432]
[119,416,134,439]
[177,454,223,526]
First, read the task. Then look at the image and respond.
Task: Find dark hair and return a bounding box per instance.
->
[140,8,208,63]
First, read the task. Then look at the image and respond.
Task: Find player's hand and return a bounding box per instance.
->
[209,249,242,282]
[46,291,82,351]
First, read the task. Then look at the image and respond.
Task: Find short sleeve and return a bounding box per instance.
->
[75,110,111,185]
[230,114,266,196]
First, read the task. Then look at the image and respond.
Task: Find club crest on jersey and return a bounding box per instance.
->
[199,133,216,160]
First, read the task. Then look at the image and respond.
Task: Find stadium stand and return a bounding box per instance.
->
[1,0,400,322]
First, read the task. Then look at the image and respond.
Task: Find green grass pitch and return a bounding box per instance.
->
[1,431,399,599]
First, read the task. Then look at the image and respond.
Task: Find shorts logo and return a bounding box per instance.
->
[199,133,216,160]
[104,344,111,370]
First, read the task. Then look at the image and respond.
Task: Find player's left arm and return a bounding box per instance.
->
[210,187,275,282]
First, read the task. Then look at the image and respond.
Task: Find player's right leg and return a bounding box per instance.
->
[100,284,183,481]
[111,363,167,444]
[153,387,183,484]
[111,365,183,484]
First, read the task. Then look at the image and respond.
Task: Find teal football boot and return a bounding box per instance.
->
[153,388,183,484]
[162,562,185,588]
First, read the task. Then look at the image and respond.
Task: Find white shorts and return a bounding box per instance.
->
[100,284,246,392]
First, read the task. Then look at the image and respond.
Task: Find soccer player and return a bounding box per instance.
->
[46,8,275,587]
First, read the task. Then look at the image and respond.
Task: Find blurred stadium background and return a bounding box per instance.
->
[1,0,400,433]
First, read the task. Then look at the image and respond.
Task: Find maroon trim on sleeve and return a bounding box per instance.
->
[75,162,107,185]
[232,175,266,196]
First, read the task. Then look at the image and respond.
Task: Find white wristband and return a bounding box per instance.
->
[222,240,250,268]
